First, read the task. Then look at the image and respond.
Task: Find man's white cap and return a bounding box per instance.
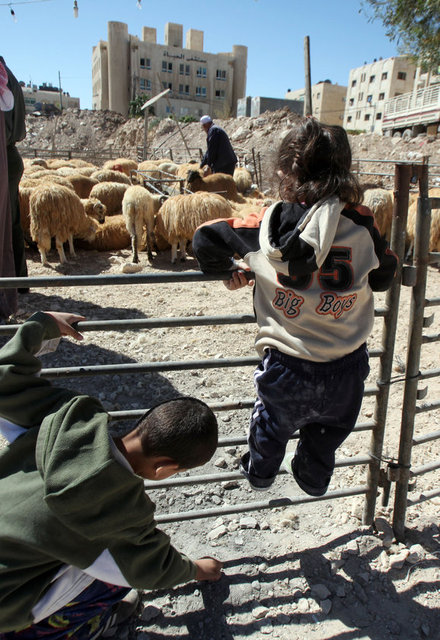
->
[200,115,212,125]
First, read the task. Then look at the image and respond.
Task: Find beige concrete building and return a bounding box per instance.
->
[343,56,417,133]
[285,81,347,125]
[92,21,247,119]
[21,82,80,114]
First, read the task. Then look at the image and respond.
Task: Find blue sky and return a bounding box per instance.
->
[1,0,401,110]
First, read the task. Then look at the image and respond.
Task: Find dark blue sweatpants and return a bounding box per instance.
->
[241,344,370,494]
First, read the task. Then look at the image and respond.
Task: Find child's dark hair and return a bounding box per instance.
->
[135,397,218,469]
[276,117,363,207]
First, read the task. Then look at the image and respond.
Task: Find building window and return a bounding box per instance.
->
[349,98,354,106]
[196,67,207,78]
[139,79,151,91]
[347,116,352,123]
[196,86,207,97]
[366,94,373,103]
[369,75,375,83]
[179,64,190,76]
[381,72,388,80]
[165,105,174,114]
[358,92,363,101]
[397,71,407,80]
[162,81,172,90]
[215,89,225,99]
[378,92,385,100]
[140,58,151,69]
[216,69,227,80]
[364,114,370,121]
[162,61,172,73]
[360,73,366,82]
[376,112,382,120]
[356,111,361,119]
[178,84,189,95]
[351,79,357,87]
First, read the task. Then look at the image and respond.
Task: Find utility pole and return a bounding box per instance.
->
[304,36,312,116]
[58,70,63,111]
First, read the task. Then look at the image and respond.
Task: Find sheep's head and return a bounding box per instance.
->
[93,201,107,223]
[186,170,200,185]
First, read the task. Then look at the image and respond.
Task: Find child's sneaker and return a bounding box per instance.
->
[97,589,140,638]
[281,452,295,476]
[239,452,274,491]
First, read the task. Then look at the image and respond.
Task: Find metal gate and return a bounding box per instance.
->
[0,162,438,538]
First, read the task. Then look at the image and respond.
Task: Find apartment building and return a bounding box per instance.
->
[92,21,247,119]
[343,56,417,133]
[21,82,80,114]
[284,81,347,125]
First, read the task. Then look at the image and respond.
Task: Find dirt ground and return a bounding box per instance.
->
[2,242,438,640]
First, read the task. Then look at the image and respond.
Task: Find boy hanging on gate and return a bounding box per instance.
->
[193,117,398,495]
[0,311,222,639]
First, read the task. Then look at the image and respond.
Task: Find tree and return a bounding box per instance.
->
[362,0,440,70]
[128,95,155,119]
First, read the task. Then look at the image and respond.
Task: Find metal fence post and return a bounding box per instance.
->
[363,163,412,525]
[393,163,431,541]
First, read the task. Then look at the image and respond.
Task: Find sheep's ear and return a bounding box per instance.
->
[160,195,167,205]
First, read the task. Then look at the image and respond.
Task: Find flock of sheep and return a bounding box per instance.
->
[19,155,440,269]
[19,156,265,267]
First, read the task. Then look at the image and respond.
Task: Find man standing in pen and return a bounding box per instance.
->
[199,115,237,176]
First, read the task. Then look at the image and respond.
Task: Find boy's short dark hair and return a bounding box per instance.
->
[276,117,363,207]
[135,397,218,469]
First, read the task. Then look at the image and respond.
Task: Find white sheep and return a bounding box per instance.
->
[90,169,131,185]
[122,185,164,263]
[362,188,394,242]
[29,183,105,265]
[406,188,440,260]
[102,157,138,176]
[185,169,243,203]
[154,191,233,264]
[233,166,253,194]
[89,181,129,215]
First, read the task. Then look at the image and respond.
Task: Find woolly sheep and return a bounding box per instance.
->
[29,183,103,265]
[406,188,440,259]
[76,215,131,252]
[103,158,138,176]
[176,161,200,179]
[362,188,394,242]
[90,169,131,185]
[233,167,253,194]
[158,161,179,176]
[89,181,129,215]
[185,170,243,203]
[66,174,99,198]
[80,197,107,222]
[154,192,233,264]
[122,185,164,263]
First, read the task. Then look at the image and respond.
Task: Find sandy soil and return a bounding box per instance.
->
[1,240,438,640]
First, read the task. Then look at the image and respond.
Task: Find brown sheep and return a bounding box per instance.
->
[66,174,99,199]
[29,183,104,265]
[89,182,129,215]
[154,192,233,263]
[76,215,131,251]
[185,170,243,203]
